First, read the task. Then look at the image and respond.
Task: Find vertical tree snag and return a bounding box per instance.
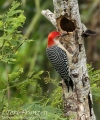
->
[41,0,96,120]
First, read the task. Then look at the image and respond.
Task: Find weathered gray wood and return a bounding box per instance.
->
[41,0,96,120]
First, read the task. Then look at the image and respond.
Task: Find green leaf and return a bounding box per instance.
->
[8,68,23,82]
[33,71,44,79]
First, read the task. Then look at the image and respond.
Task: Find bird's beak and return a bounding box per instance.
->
[61,33,68,37]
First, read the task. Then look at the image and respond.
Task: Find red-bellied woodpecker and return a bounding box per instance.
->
[46,31,73,92]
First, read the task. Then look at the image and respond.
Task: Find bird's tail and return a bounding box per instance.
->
[64,77,73,92]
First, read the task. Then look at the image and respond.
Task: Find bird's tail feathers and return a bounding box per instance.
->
[64,76,73,92]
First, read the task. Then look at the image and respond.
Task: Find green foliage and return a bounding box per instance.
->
[88,64,100,103]
[0,1,100,120]
[8,68,23,82]
[21,102,65,120]
[0,1,27,63]
[44,72,62,108]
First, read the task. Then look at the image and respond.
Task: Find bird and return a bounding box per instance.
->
[46,31,73,92]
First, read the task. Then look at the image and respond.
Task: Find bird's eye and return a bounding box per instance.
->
[56,35,60,38]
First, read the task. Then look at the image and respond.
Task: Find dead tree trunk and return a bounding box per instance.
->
[41,0,96,120]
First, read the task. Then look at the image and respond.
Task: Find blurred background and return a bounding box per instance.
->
[0,0,100,119]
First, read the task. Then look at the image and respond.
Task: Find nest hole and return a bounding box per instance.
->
[60,17,76,32]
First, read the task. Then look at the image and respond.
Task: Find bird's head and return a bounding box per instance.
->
[47,31,67,48]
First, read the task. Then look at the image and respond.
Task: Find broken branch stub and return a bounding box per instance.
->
[41,0,96,120]
[41,9,57,28]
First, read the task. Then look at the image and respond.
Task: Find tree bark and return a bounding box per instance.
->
[41,0,96,120]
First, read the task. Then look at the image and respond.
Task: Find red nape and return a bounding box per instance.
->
[47,31,61,47]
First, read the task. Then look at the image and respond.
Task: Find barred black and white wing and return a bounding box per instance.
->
[46,45,73,92]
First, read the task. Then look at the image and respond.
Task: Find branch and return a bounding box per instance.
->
[41,9,57,28]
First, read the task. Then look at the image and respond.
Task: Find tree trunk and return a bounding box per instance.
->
[41,0,96,120]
